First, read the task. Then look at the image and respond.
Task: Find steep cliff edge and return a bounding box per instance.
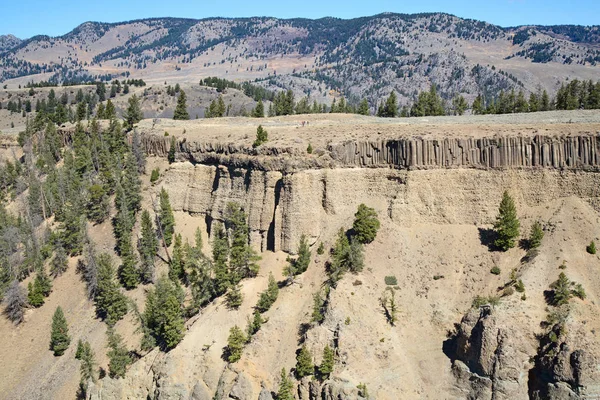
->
[84,115,600,400]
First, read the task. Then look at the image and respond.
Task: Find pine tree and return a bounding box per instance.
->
[352,204,380,244]
[226,283,243,309]
[87,184,110,224]
[169,233,185,282]
[226,325,246,363]
[3,280,27,324]
[118,232,139,290]
[529,221,544,249]
[28,281,44,307]
[311,291,325,324]
[329,229,350,286]
[212,223,230,295]
[276,368,294,400]
[50,242,69,277]
[252,125,268,148]
[50,306,71,356]
[386,91,398,117]
[493,191,520,251]
[319,345,335,378]
[78,341,97,395]
[131,130,146,174]
[95,253,128,325]
[168,136,176,164]
[173,90,189,120]
[123,94,143,130]
[296,344,314,378]
[143,275,184,349]
[104,99,116,120]
[123,152,142,213]
[106,327,132,378]
[358,98,369,115]
[252,100,265,118]
[295,234,311,274]
[256,272,279,313]
[247,310,264,337]
[159,188,175,246]
[139,210,158,283]
[551,272,572,306]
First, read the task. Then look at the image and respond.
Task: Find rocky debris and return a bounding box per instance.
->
[446,306,534,400]
[529,324,600,399]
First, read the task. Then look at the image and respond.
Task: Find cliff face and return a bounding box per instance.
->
[148,133,600,253]
[144,133,600,170]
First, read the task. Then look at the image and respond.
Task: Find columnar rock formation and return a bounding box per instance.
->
[143,134,600,170]
[145,133,600,253]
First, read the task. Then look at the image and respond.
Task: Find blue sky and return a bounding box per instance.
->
[1,0,599,39]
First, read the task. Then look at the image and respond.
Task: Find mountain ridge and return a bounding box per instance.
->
[1,13,599,108]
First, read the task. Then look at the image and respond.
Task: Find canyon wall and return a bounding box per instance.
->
[144,133,600,170]
[146,133,600,253]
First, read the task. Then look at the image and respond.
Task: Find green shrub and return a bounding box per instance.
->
[515,279,525,293]
[433,274,445,280]
[307,143,313,154]
[490,266,501,275]
[317,242,324,255]
[384,275,398,285]
[586,241,596,254]
[472,295,501,308]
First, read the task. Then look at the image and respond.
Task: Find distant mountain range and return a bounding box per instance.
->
[1,13,599,106]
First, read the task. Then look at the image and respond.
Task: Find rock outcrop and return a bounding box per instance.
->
[446,306,535,400]
[529,322,600,399]
[143,133,600,171]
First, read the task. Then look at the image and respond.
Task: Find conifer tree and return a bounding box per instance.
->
[247,310,264,337]
[28,281,45,307]
[252,125,268,148]
[139,210,158,283]
[296,345,314,378]
[212,223,230,295]
[226,325,246,363]
[118,232,139,290]
[106,327,132,378]
[226,202,260,282]
[159,188,175,246]
[3,280,27,324]
[104,99,116,120]
[311,291,325,324]
[276,368,294,400]
[50,242,69,277]
[295,234,311,274]
[256,272,279,313]
[169,233,185,282]
[252,100,265,118]
[319,345,335,378]
[168,136,176,164]
[78,341,97,395]
[173,90,189,120]
[87,184,110,224]
[226,283,243,309]
[529,221,544,249]
[50,306,71,356]
[123,153,142,213]
[493,191,520,251]
[551,272,572,306]
[142,275,184,349]
[95,253,128,325]
[123,94,143,130]
[358,98,369,115]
